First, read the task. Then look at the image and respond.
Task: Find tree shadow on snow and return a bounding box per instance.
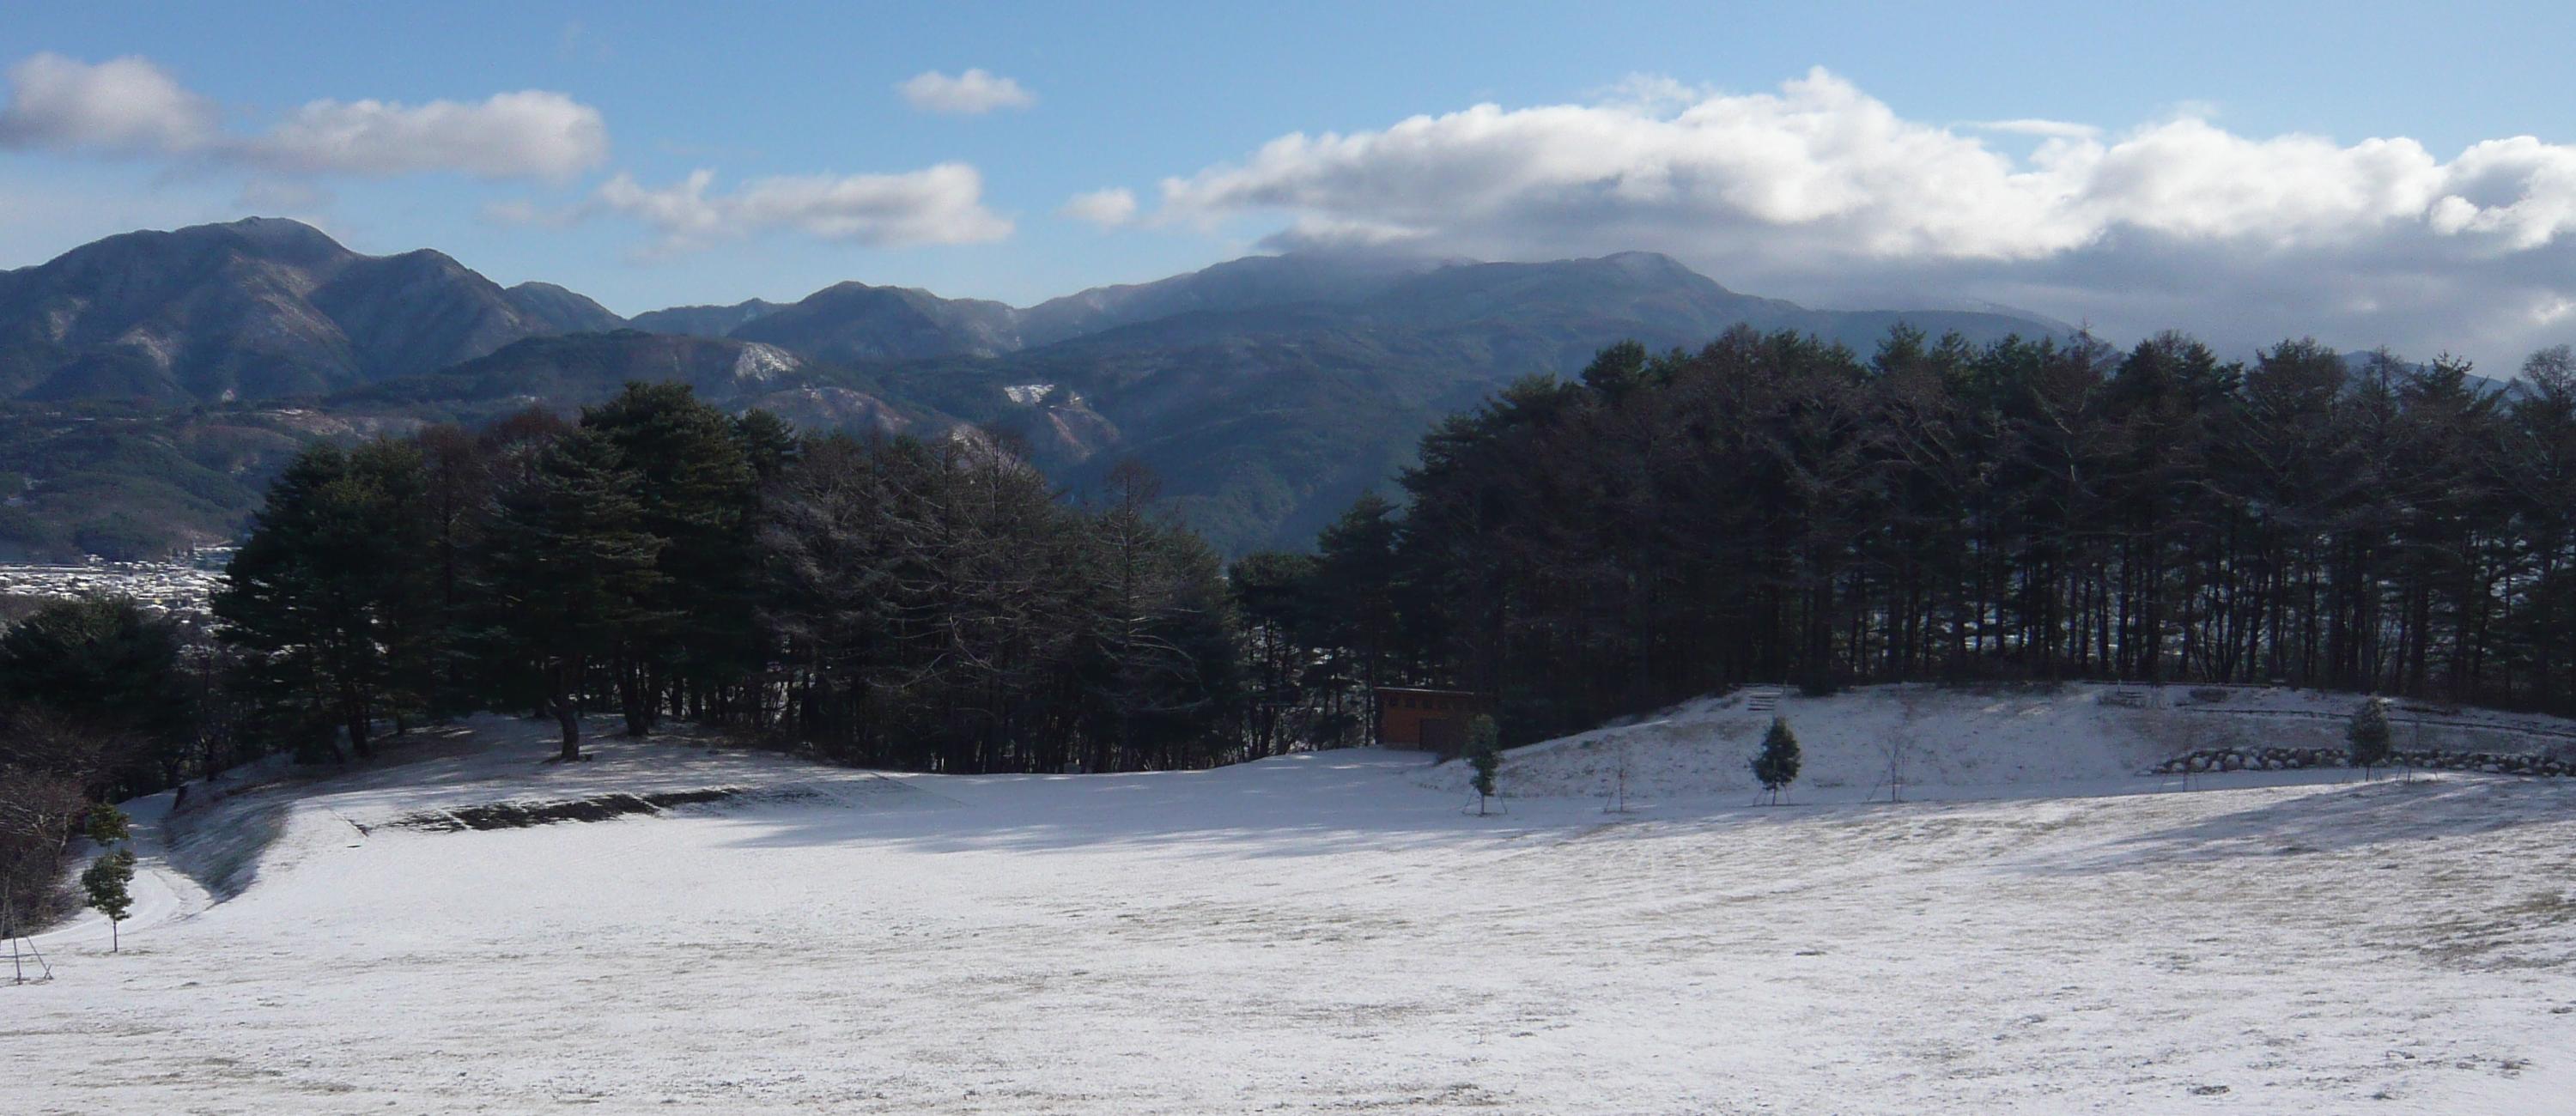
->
[2030,776,2571,874]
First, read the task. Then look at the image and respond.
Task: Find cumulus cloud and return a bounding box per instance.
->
[1059,186,1138,227]
[897,69,1035,114]
[0,53,218,153]
[242,91,607,181]
[1152,68,2576,366]
[0,52,607,181]
[591,164,1012,253]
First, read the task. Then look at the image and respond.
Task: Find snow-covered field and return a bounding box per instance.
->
[12,703,2576,1114]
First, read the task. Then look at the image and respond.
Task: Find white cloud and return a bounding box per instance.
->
[1151,68,2576,367]
[1963,118,2102,141]
[0,53,608,181]
[0,53,218,153]
[245,91,607,181]
[897,69,1035,115]
[592,164,1012,253]
[1059,187,1138,227]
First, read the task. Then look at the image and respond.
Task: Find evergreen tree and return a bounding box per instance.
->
[84,804,131,846]
[80,847,135,953]
[2348,697,2393,779]
[1467,714,1501,816]
[215,440,434,761]
[0,597,195,793]
[475,428,667,760]
[581,384,762,735]
[1228,550,1321,756]
[1753,717,1802,804]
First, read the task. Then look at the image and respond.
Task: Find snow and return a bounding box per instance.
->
[1424,682,2576,806]
[9,709,2574,1113]
[729,342,800,382]
[1003,382,1057,404]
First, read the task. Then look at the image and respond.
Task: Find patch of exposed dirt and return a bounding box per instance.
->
[389,789,745,832]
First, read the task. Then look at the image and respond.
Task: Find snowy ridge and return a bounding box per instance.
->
[728,342,801,382]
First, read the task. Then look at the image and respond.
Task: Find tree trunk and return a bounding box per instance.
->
[553,656,584,761]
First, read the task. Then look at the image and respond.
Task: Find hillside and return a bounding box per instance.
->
[329,330,931,436]
[14,711,2575,1113]
[1425,682,2576,804]
[0,218,582,403]
[0,220,2075,558]
[0,403,400,560]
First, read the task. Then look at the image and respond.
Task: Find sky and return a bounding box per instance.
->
[4,0,2575,371]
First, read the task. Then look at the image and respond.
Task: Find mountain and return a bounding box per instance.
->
[333,330,933,437]
[0,217,598,403]
[1015,252,1455,344]
[862,252,2063,552]
[727,282,1024,363]
[503,282,627,334]
[628,299,785,337]
[0,221,2075,559]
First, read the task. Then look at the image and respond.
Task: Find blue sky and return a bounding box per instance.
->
[5,1,2575,367]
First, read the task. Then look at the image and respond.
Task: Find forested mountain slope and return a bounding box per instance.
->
[0,218,577,403]
[0,219,2069,558]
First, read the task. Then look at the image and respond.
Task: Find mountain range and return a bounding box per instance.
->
[0,217,2067,560]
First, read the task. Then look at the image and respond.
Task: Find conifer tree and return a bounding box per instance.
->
[0,598,195,793]
[2348,696,2393,779]
[84,804,130,846]
[80,848,135,953]
[215,440,434,761]
[475,428,667,760]
[1467,714,1501,816]
[1754,716,1802,804]
[580,385,761,735]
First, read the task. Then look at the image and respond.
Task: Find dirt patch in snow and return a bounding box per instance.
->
[388,788,750,832]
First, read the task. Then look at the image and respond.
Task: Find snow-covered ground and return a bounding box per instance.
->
[10,707,2575,1114]
[1423,682,2576,806]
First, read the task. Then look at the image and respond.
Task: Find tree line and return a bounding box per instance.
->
[1233,328,2576,745]
[210,383,1242,773]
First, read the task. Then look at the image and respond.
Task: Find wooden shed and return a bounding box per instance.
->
[1375,687,1491,756]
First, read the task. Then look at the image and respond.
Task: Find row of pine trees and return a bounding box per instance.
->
[213,384,1241,773]
[1233,328,2576,745]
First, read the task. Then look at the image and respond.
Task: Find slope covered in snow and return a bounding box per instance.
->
[1425,682,2576,806]
[9,712,2575,1114]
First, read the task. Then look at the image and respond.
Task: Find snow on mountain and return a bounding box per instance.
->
[728,341,800,382]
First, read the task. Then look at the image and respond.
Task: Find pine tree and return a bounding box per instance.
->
[1753,716,1802,804]
[215,440,434,761]
[475,428,667,760]
[2348,697,2393,779]
[80,848,135,953]
[0,597,197,793]
[83,804,130,846]
[580,384,761,736]
[1467,714,1501,816]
